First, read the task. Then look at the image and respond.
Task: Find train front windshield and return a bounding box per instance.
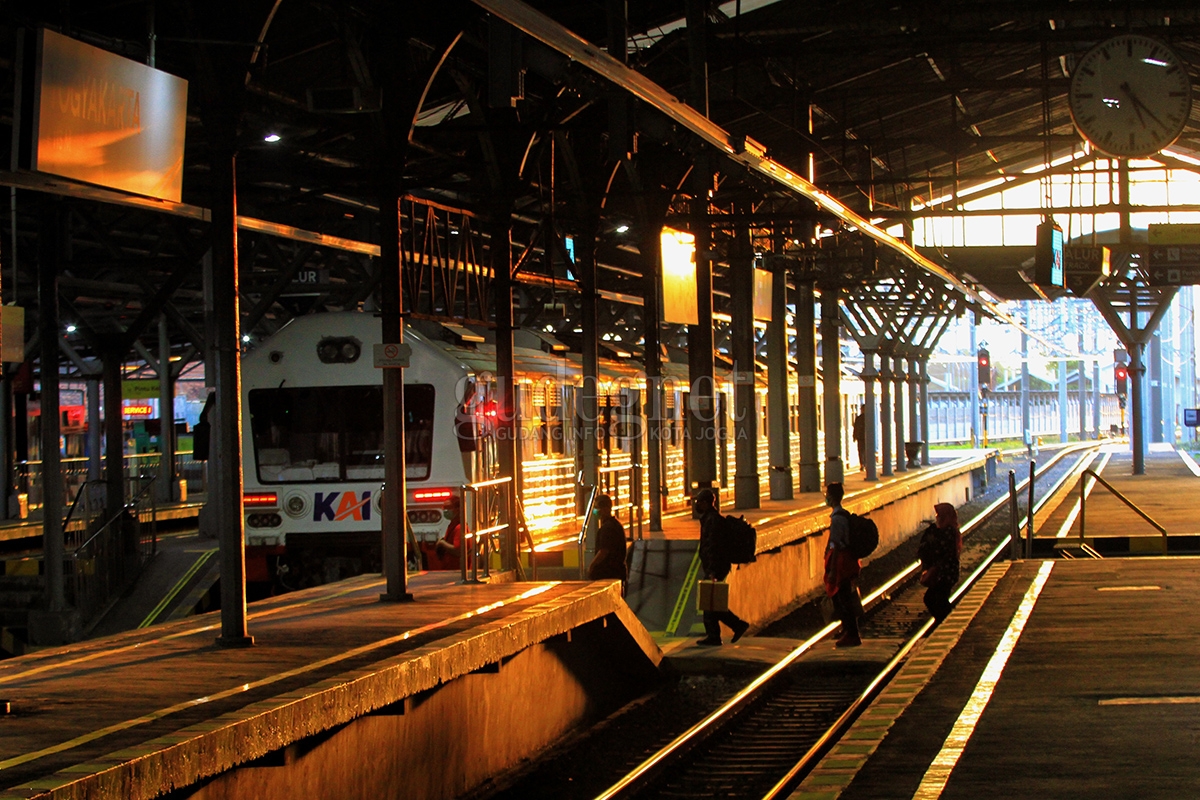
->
[248,384,435,483]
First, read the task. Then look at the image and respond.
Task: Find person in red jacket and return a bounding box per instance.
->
[824,482,862,648]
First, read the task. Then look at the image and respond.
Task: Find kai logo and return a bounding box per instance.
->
[313,491,372,522]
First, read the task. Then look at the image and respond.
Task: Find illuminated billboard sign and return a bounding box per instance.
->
[32,29,188,202]
[660,227,698,325]
[123,403,155,418]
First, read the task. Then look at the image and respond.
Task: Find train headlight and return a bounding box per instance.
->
[316,336,362,363]
[283,492,309,519]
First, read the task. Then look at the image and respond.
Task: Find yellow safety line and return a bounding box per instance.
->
[912,561,1055,799]
[138,550,217,629]
[0,583,557,773]
[664,549,702,637]
[0,577,389,686]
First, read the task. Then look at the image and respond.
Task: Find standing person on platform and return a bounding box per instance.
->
[824,482,863,647]
[918,502,962,622]
[694,489,750,647]
[587,494,627,585]
[434,495,463,570]
[852,407,866,470]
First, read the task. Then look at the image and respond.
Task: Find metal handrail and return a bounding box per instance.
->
[577,483,599,579]
[62,479,106,535]
[1078,468,1167,547]
[73,476,159,557]
[461,475,514,583]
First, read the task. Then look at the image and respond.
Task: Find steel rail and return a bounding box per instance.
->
[594,443,1098,800]
[761,447,1096,799]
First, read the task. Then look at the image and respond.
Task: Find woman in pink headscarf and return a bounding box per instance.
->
[917,502,961,622]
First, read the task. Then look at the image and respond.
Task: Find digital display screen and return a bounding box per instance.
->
[1036,219,1065,288]
[1185,408,1199,427]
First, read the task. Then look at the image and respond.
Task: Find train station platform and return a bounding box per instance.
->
[793,556,1200,798]
[626,451,998,637]
[1036,444,1200,556]
[0,574,659,800]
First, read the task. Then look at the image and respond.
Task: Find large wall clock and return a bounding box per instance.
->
[1068,34,1192,158]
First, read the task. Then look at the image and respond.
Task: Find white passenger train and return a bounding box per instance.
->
[239,311,840,589]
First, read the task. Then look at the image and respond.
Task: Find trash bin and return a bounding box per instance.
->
[178,479,188,502]
[904,441,924,468]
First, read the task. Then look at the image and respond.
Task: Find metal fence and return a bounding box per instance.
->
[925,391,1124,444]
[66,476,159,626]
[15,451,203,520]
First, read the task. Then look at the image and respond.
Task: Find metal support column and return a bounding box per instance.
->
[894,355,907,473]
[578,219,600,499]
[1150,332,1164,443]
[766,255,792,499]
[687,166,717,496]
[1058,358,1069,443]
[493,215,520,566]
[1078,357,1088,440]
[1130,341,1146,474]
[907,357,919,465]
[87,376,101,481]
[797,281,821,492]
[879,350,893,478]
[157,315,176,503]
[209,129,252,647]
[920,358,931,466]
[861,346,878,482]
[379,196,411,602]
[641,225,664,529]
[969,313,980,447]
[38,200,65,613]
[1021,326,1031,455]
[820,286,843,485]
[1093,360,1102,439]
[0,375,10,521]
[731,208,758,509]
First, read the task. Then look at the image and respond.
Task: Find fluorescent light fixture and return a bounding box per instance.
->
[1143,57,1169,67]
[263,133,281,143]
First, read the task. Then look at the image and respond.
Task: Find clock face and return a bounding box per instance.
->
[1068,34,1193,158]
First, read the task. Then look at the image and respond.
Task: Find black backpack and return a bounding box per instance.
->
[720,514,758,564]
[836,509,879,559]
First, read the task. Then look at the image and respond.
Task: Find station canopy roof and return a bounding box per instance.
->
[4,1,1200,369]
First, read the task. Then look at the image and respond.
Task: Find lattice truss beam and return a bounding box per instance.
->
[838,247,966,359]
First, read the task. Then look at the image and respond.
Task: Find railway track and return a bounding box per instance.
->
[586,443,1098,800]
[467,445,1086,800]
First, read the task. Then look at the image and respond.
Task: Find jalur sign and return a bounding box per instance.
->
[1148,224,1200,286]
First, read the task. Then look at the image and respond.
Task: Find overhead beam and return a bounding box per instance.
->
[472,0,1022,328]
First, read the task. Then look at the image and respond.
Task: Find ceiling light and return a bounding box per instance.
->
[65,324,76,333]
[263,133,281,143]
[242,334,252,343]
[615,224,630,233]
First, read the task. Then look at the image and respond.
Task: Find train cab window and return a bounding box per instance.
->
[248,384,435,483]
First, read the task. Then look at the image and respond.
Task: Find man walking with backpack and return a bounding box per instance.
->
[694,489,750,647]
[824,482,863,648]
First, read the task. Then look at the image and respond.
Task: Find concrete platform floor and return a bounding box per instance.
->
[796,557,1200,799]
[0,574,657,800]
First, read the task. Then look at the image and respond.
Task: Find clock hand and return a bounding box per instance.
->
[1120,82,1167,130]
